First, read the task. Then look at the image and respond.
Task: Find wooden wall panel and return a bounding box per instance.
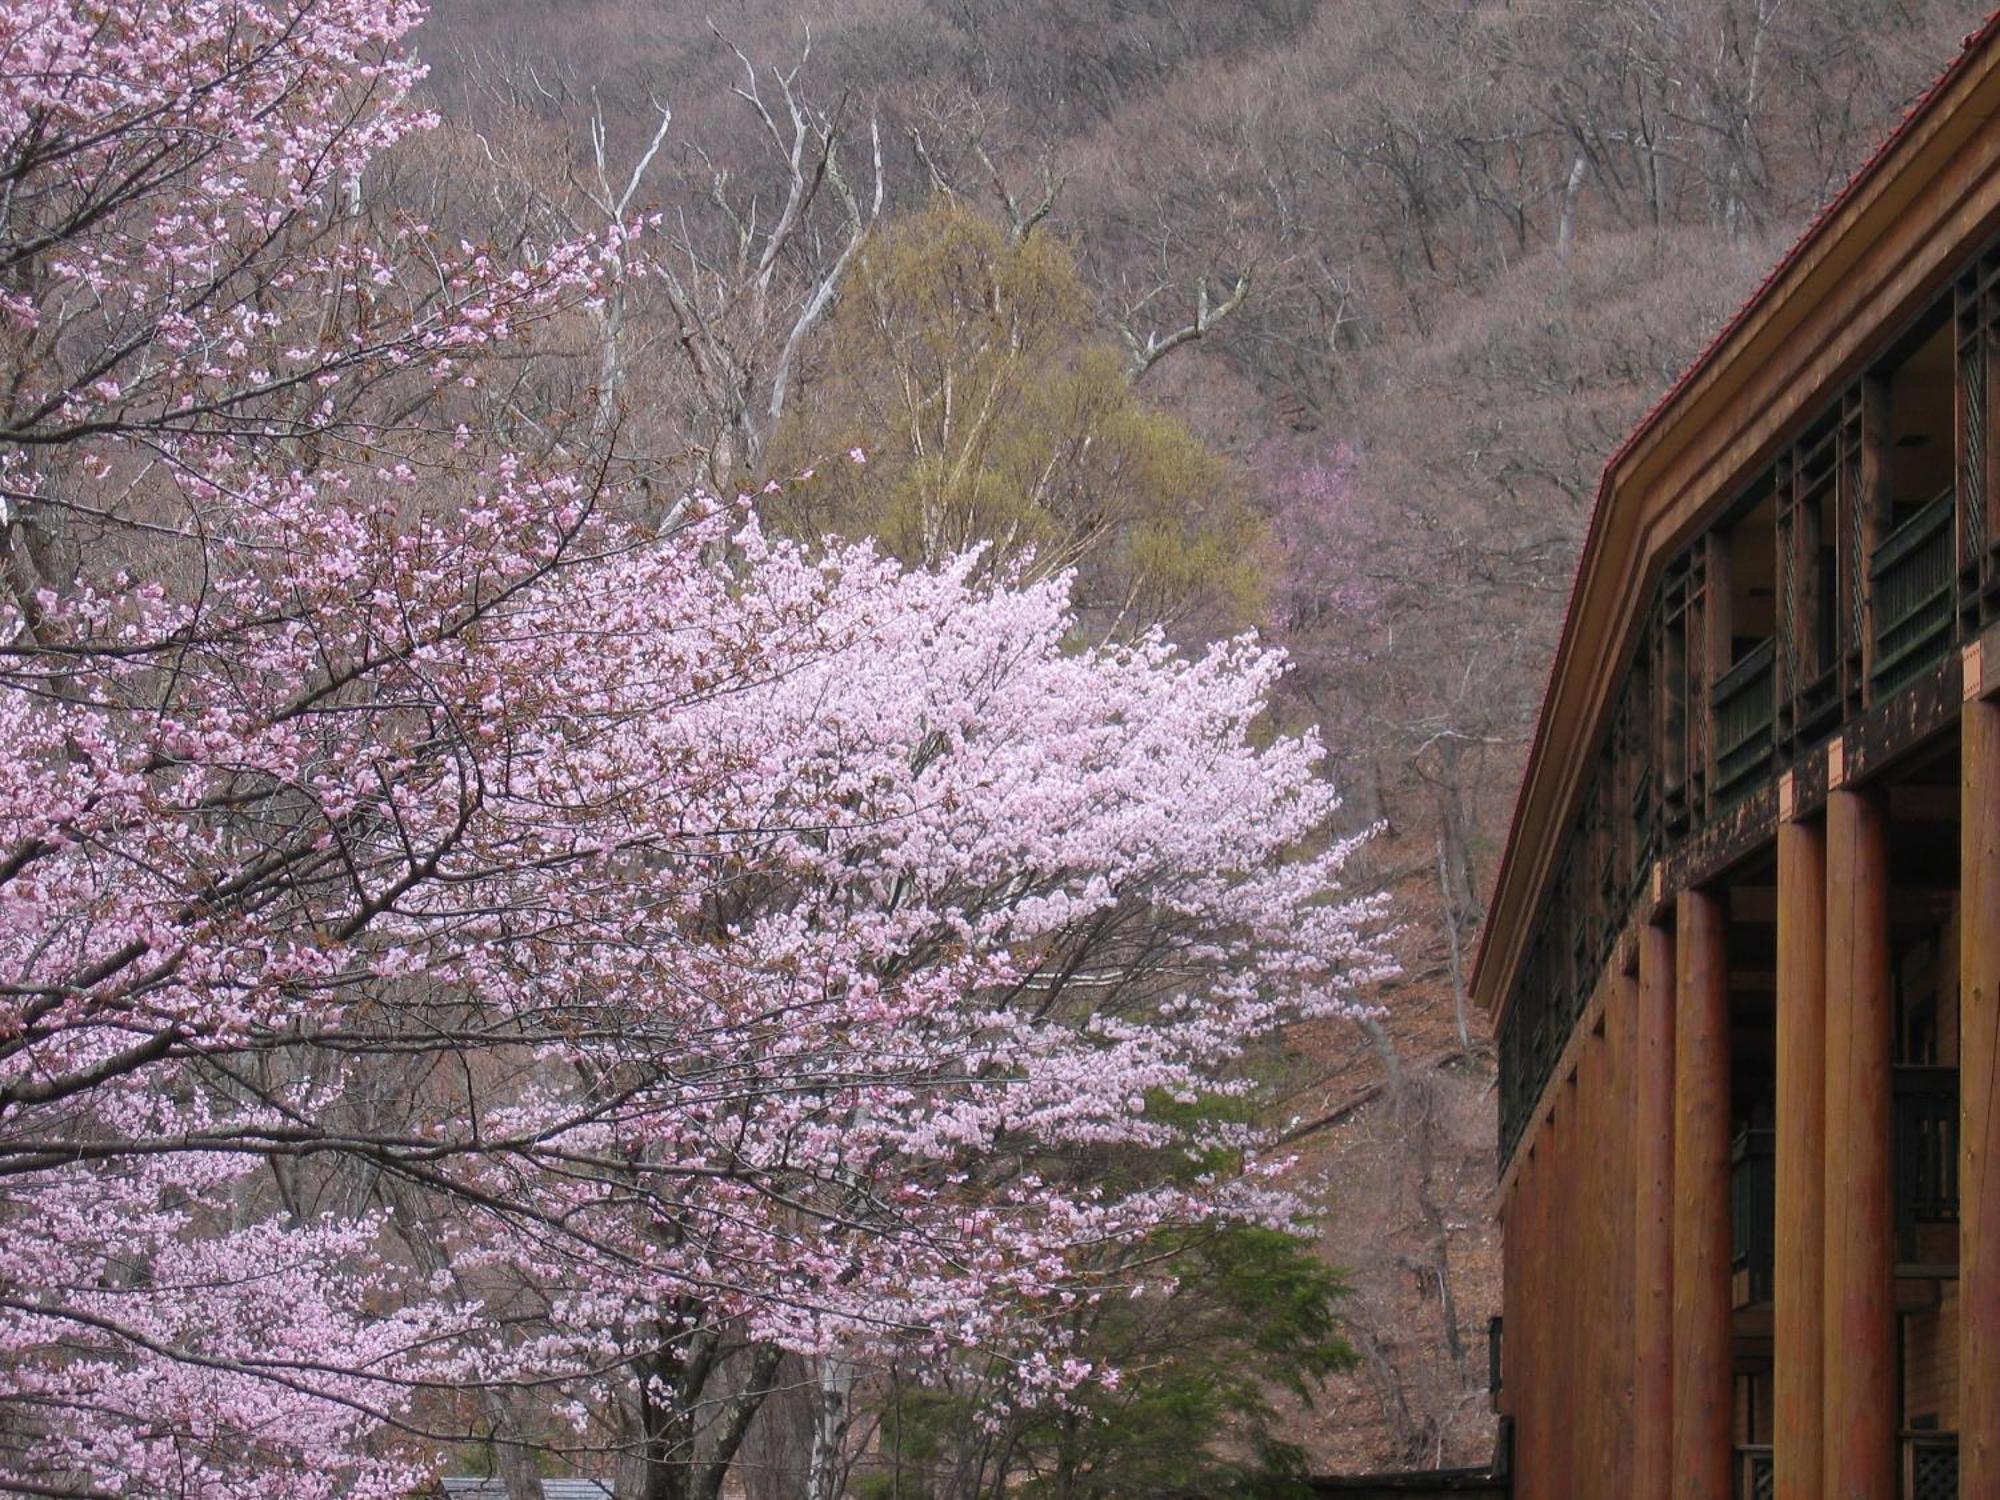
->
[1905,1292,1959,1428]
[1504,966,1643,1499]
[1941,1282,1962,1432]
[1510,1134,1550,1497]
[1599,976,1638,1498]
[1560,1069,1583,1499]
[1534,1125,1559,1499]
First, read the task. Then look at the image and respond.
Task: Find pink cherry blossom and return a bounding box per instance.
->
[0,1,1389,1489]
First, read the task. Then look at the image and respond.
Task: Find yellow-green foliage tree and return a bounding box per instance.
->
[772,199,1267,632]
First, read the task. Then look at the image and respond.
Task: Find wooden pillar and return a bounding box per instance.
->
[1963,692,2000,1493]
[1633,920,1676,1500]
[1773,815,1827,1500]
[1824,785,1895,1499]
[1673,887,1732,1500]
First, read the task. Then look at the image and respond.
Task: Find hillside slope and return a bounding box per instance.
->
[414,0,1991,1472]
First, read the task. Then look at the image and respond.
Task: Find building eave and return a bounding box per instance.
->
[1472,12,2000,1026]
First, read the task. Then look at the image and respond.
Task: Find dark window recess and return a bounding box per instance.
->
[1894,1065,1960,1261]
[1730,1126,1775,1308]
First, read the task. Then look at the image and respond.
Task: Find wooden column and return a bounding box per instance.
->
[1633,920,1676,1500]
[1824,785,1895,1499]
[1963,691,2000,1493]
[1773,815,1827,1500]
[1673,887,1732,1500]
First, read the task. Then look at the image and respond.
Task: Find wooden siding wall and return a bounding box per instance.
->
[1501,964,1636,1499]
[1905,1282,1962,1430]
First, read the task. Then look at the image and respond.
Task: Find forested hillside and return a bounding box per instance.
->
[3,3,1989,1494]
[402,0,1991,1476]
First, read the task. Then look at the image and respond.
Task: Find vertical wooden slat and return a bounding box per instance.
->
[1634,920,1676,1500]
[1576,1028,1604,1491]
[1703,532,1735,820]
[1707,530,1737,677]
[1524,1133,1552,1498]
[1962,691,2000,1493]
[1616,974,1639,1496]
[1779,451,1803,747]
[1956,274,1989,637]
[1502,1167,1529,1493]
[1857,377,1893,698]
[1557,1067,1580,1499]
[1824,785,1896,1499]
[1600,973,1638,1496]
[1774,816,1827,1500]
[1539,1130,1557,1499]
[1673,887,1733,1500]
[1985,285,2000,620]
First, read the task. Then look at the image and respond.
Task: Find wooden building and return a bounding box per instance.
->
[1476,18,2000,1500]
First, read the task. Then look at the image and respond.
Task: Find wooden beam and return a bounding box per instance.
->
[1673,887,1733,1500]
[1774,816,1827,1500]
[1633,921,1676,1500]
[1824,786,1896,1498]
[1962,692,2000,1492]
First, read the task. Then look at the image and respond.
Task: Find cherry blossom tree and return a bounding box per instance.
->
[0,2,1388,1493]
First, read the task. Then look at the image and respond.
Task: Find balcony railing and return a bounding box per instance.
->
[1735,1444,1773,1500]
[1731,1124,1775,1308]
[1713,637,1776,806]
[1904,1432,1958,1500]
[1894,1065,1960,1263]
[1735,1437,1954,1499]
[1872,488,1956,697]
